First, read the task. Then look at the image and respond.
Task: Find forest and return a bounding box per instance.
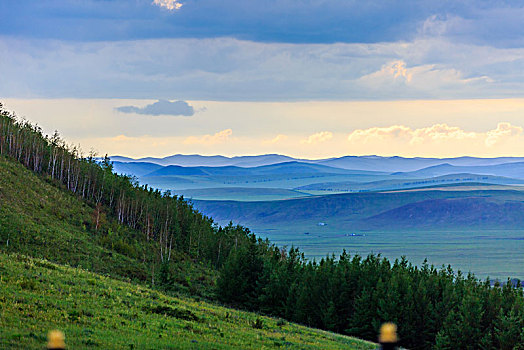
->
[2,103,524,349]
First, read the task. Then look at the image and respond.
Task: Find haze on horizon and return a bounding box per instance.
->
[2,1,524,159]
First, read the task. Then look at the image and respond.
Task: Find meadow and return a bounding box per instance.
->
[0,253,375,349]
[251,225,524,281]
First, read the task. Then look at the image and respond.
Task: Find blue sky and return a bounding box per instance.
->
[2,0,524,46]
[2,0,524,157]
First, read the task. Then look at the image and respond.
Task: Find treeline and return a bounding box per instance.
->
[218,241,524,349]
[0,103,254,275]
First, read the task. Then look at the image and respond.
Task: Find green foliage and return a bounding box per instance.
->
[217,233,265,309]
[218,243,524,349]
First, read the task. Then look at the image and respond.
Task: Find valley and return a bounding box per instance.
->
[112,154,524,280]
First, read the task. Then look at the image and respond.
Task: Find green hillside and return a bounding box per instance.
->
[0,253,375,349]
[0,155,216,298]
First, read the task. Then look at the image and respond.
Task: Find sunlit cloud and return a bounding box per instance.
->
[184,129,233,145]
[347,125,413,143]
[265,134,288,144]
[347,123,522,147]
[152,0,183,11]
[485,122,523,147]
[363,60,413,83]
[358,59,493,94]
[301,131,333,145]
[410,124,477,145]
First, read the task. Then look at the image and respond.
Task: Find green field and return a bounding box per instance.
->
[250,225,524,281]
[0,253,375,349]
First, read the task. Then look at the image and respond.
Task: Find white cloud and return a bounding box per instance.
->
[361,60,413,83]
[184,129,233,145]
[301,131,333,144]
[152,0,183,11]
[347,123,522,147]
[485,122,523,147]
[347,125,411,143]
[358,59,494,96]
[410,124,477,145]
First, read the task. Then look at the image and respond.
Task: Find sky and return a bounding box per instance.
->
[2,0,524,158]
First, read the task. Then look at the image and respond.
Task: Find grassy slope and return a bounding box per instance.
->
[0,253,375,349]
[0,155,147,278]
[0,155,216,297]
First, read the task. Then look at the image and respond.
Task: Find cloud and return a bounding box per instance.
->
[347,125,413,143]
[2,36,524,101]
[301,131,333,144]
[266,134,288,144]
[348,123,523,147]
[184,129,233,145]
[362,60,413,83]
[116,100,195,116]
[485,122,523,147]
[152,0,183,11]
[358,59,494,96]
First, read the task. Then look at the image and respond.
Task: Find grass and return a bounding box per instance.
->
[0,253,376,349]
[248,225,524,281]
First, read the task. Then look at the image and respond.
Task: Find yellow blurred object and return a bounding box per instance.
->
[47,330,66,349]
[379,322,398,343]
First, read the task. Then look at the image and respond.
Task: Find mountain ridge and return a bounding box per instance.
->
[110,154,524,173]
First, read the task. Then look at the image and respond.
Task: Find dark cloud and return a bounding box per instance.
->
[116,100,195,116]
[2,0,524,46]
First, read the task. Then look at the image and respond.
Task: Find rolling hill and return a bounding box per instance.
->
[109,154,524,201]
[363,197,524,229]
[296,173,524,192]
[111,154,524,172]
[110,154,298,167]
[394,162,524,179]
[111,161,164,177]
[143,161,365,177]
[192,187,524,229]
[174,187,311,201]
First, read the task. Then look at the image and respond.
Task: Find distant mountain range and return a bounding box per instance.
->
[110,155,524,183]
[108,153,524,242]
[110,154,524,173]
[109,154,297,167]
